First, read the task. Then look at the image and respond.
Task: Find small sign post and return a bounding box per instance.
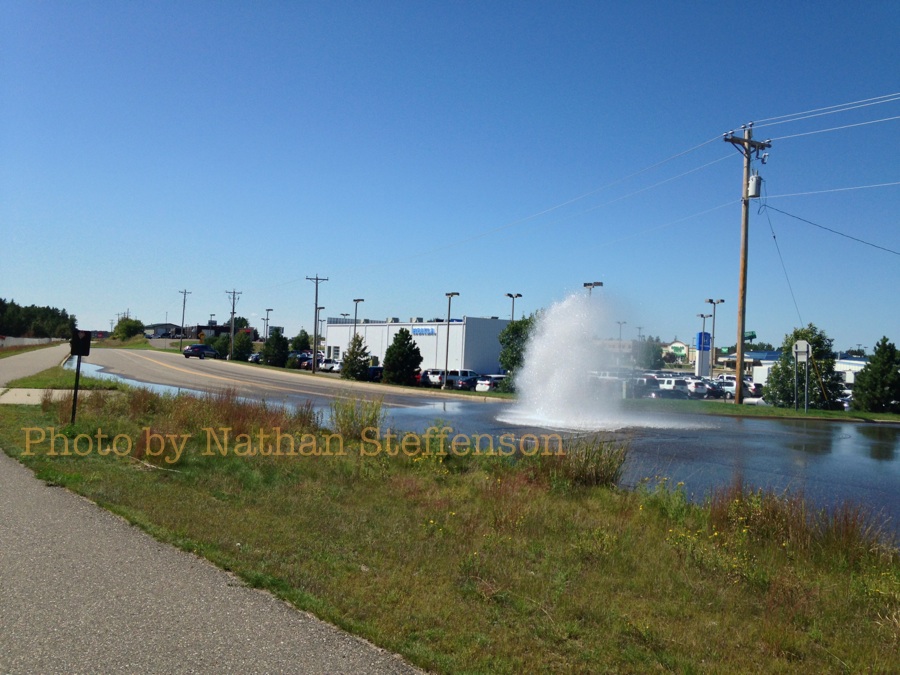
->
[793,340,810,412]
[70,330,91,424]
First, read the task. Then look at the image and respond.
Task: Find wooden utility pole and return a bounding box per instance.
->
[226,289,242,360]
[306,275,328,373]
[724,124,770,404]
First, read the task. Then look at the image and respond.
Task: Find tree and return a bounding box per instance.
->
[233,316,250,329]
[262,328,289,367]
[210,333,231,358]
[851,337,900,413]
[292,330,311,351]
[633,339,664,370]
[341,333,370,381]
[113,317,145,340]
[498,313,536,375]
[232,331,254,362]
[382,328,422,385]
[763,324,845,408]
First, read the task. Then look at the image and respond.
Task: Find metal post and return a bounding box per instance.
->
[506,293,521,321]
[353,298,364,337]
[442,292,459,390]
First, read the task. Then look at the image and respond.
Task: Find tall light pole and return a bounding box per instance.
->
[705,299,724,377]
[264,308,273,341]
[442,292,459,390]
[178,289,191,351]
[697,313,712,376]
[505,293,521,320]
[584,281,603,296]
[353,298,364,337]
[616,321,627,341]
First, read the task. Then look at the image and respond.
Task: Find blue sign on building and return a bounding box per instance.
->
[412,327,437,336]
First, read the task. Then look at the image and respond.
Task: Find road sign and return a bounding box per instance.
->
[793,339,810,363]
[744,331,757,341]
[198,331,206,341]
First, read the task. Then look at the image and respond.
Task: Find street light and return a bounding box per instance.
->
[264,308,273,341]
[312,306,324,373]
[705,299,724,376]
[442,292,459,390]
[697,313,712,376]
[209,313,215,324]
[505,293,522,320]
[616,321,627,341]
[583,281,603,296]
[353,298,364,337]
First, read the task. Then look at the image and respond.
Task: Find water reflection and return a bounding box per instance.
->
[855,425,897,461]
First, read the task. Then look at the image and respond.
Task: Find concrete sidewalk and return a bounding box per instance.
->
[0,388,70,404]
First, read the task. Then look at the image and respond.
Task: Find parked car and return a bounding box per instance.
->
[183,344,220,359]
[319,358,338,372]
[658,378,690,395]
[425,369,445,386]
[248,352,262,363]
[366,366,384,383]
[647,389,690,400]
[702,379,725,399]
[475,374,506,392]
[444,369,481,388]
[684,378,708,398]
[454,375,480,391]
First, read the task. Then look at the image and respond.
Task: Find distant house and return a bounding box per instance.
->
[143,322,181,338]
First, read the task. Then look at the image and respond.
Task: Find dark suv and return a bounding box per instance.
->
[183,344,220,359]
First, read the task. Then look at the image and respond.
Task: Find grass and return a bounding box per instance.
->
[6,365,124,390]
[1,387,898,673]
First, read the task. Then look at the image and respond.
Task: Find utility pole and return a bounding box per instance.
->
[226,289,242,360]
[724,124,770,404]
[178,289,191,351]
[307,275,328,373]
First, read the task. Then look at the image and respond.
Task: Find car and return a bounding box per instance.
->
[425,369,445,386]
[719,380,757,400]
[319,358,338,372]
[366,366,383,383]
[475,374,506,392]
[702,379,725,399]
[444,369,481,388]
[183,344,220,359]
[454,375,480,391]
[248,352,262,363]
[647,389,690,399]
[658,378,690,395]
[684,378,708,398]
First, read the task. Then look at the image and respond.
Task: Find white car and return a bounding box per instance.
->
[475,374,506,392]
[684,379,708,398]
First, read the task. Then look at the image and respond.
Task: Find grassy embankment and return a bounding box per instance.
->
[1,378,898,673]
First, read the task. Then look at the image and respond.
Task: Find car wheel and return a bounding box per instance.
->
[184,354,189,358]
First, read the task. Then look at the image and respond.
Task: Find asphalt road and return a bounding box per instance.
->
[0,347,421,674]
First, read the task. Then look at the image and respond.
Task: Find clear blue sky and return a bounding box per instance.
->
[2,1,898,352]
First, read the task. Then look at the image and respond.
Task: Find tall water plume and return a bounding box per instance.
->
[502,292,635,430]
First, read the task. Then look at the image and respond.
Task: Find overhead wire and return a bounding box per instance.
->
[758,184,804,326]
[754,92,900,128]
[759,204,900,257]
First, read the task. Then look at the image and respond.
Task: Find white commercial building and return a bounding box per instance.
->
[324,316,510,374]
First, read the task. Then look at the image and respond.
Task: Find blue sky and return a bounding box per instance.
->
[2,1,898,352]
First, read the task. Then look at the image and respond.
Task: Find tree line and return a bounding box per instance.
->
[0,298,75,338]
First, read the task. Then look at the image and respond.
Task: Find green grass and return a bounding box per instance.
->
[1,388,898,673]
[6,365,123,390]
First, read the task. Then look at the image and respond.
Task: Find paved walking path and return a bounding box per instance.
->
[0,347,420,674]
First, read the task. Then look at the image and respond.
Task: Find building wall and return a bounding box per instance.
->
[324,316,509,373]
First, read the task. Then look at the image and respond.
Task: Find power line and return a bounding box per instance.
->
[760,204,900,257]
[770,114,900,141]
[754,92,900,128]
[759,187,804,327]
[765,180,900,200]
